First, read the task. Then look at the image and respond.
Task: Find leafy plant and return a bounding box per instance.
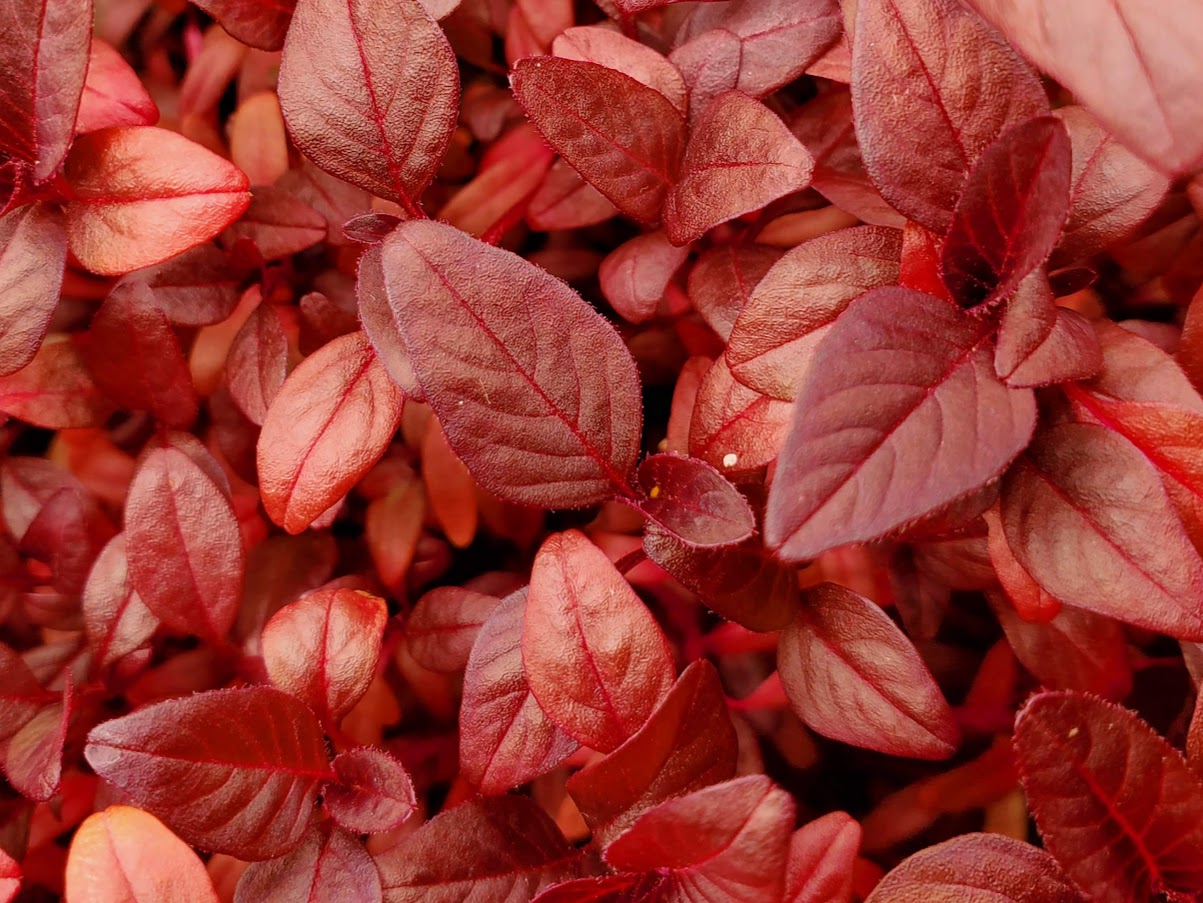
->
[2,0,1203,900]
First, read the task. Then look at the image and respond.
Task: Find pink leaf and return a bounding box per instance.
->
[532,874,669,903]
[75,38,159,134]
[192,0,296,51]
[510,56,685,225]
[766,288,1036,560]
[664,92,814,247]
[64,127,251,275]
[257,331,405,533]
[124,446,245,644]
[940,116,1072,308]
[82,534,158,669]
[785,812,861,903]
[779,583,960,759]
[524,530,675,752]
[460,588,579,794]
[1,680,71,801]
[356,244,423,399]
[635,453,754,548]
[381,220,642,507]
[726,226,901,402]
[526,159,619,231]
[850,0,1048,233]
[278,0,458,214]
[0,204,65,377]
[407,586,501,673]
[84,686,332,860]
[0,850,15,903]
[1015,690,1203,902]
[324,746,417,834]
[226,301,289,426]
[599,230,689,324]
[235,824,380,903]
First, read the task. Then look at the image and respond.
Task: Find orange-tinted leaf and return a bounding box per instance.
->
[0,204,66,377]
[0,337,111,428]
[75,38,158,134]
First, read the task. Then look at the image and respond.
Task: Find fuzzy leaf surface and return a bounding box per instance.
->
[235,824,381,903]
[324,746,417,834]
[635,454,755,548]
[0,204,66,377]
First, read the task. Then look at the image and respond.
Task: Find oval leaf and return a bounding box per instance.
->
[786,812,861,903]
[324,746,416,834]
[235,824,380,903]
[82,534,158,669]
[407,586,501,673]
[635,454,755,548]
[0,204,66,376]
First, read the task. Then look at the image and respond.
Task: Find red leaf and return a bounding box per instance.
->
[82,534,157,669]
[66,806,220,903]
[1089,319,1203,410]
[785,812,861,903]
[779,583,960,759]
[278,0,457,213]
[524,530,675,752]
[940,116,1072,308]
[0,204,66,377]
[2,680,71,801]
[664,92,813,247]
[262,588,387,725]
[381,220,642,507]
[460,588,578,794]
[688,356,793,477]
[0,0,91,180]
[687,244,782,342]
[1053,106,1170,265]
[1015,690,1203,901]
[635,454,754,548]
[605,775,795,902]
[22,485,115,595]
[407,586,501,673]
[375,795,579,902]
[850,0,1048,233]
[1000,422,1203,639]
[865,833,1083,902]
[235,824,380,903]
[599,231,689,325]
[324,746,417,834]
[994,273,1102,387]
[765,288,1036,560]
[124,446,245,644]
[421,420,478,549]
[510,56,685,225]
[226,301,289,425]
[0,852,16,903]
[258,331,405,533]
[276,160,372,246]
[64,127,251,275]
[75,38,159,134]
[966,0,1203,175]
[566,660,738,849]
[84,686,332,860]
[726,226,900,402]
[0,643,56,743]
[124,243,247,327]
[532,874,669,903]
[983,507,1061,623]
[553,27,687,115]
[193,0,296,51]
[224,186,327,261]
[356,244,422,399]
[0,337,112,429]
[526,159,619,231]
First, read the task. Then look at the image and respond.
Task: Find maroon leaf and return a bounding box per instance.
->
[3,681,71,801]
[664,93,814,247]
[258,331,405,533]
[850,0,1048,233]
[766,288,1036,560]
[235,824,381,903]
[460,588,579,794]
[278,0,458,214]
[124,446,245,644]
[276,160,372,246]
[0,204,66,377]
[75,37,158,134]
[967,0,1203,175]
[262,588,387,726]
[374,796,579,902]
[940,116,1072,308]
[531,874,669,903]
[524,530,675,752]
[82,534,158,670]
[865,833,1083,903]
[994,272,1102,387]
[226,301,289,425]
[688,356,793,478]
[552,27,687,115]
[0,0,92,180]
[0,643,54,746]
[324,746,417,834]
[510,56,685,225]
[687,244,782,342]
[779,583,960,759]
[566,660,738,849]
[381,220,642,507]
[224,187,327,261]
[193,0,296,51]
[599,231,689,325]
[1015,690,1203,902]
[635,454,754,548]
[785,812,861,903]
[356,244,422,400]
[984,508,1061,623]
[85,687,332,860]
[407,586,501,673]
[604,776,795,902]
[0,337,112,429]
[1000,422,1203,639]
[726,226,901,402]
[125,244,246,327]
[22,486,115,596]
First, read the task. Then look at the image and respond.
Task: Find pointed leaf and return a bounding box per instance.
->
[84,686,331,860]
[125,244,246,327]
[2,681,71,800]
[0,337,111,428]
[687,244,782,342]
[635,454,754,548]
[688,355,793,477]
[82,534,158,669]
[226,301,288,425]
[0,204,66,376]
[553,27,687,115]
[324,746,416,834]
[75,38,159,134]
[235,824,381,903]
[785,812,861,903]
[357,245,423,399]
[224,187,327,261]
[995,273,1102,387]
[381,220,642,507]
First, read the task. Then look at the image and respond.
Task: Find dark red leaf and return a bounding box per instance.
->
[865,833,1083,902]
[635,454,754,548]
[785,811,861,903]
[2,680,71,801]
[226,301,289,425]
[566,660,738,849]
[193,0,296,51]
[0,204,66,377]
[262,588,387,725]
[124,446,245,644]
[899,222,950,301]
[851,0,1048,232]
[324,746,417,834]
[726,226,900,402]
[375,796,579,902]
[75,38,159,134]
[1000,422,1203,639]
[224,186,327,261]
[276,160,372,246]
[983,508,1061,623]
[235,824,379,903]
[604,775,794,902]
[460,588,578,794]
[1015,690,1203,902]
[664,93,813,247]
[994,273,1102,387]
[82,534,157,669]
[766,288,1036,560]
[344,213,402,245]
[687,244,781,342]
[123,244,247,327]
[553,27,687,115]
[532,874,669,903]
[526,159,619,231]
[599,231,689,325]
[257,331,405,533]
[407,586,501,673]
[381,220,642,507]
[524,530,675,752]
[64,127,251,275]
[779,583,960,759]
[0,337,111,428]
[688,356,793,477]
[278,0,458,214]
[236,532,340,651]
[21,485,115,595]
[940,116,1072,308]
[510,56,685,225]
